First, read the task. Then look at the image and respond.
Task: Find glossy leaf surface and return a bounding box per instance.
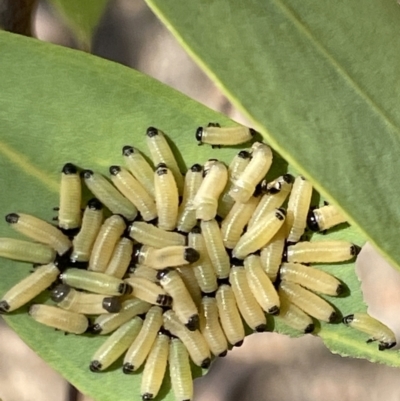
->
[145,0,400,273]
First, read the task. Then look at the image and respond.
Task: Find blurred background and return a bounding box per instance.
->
[1,1,400,400]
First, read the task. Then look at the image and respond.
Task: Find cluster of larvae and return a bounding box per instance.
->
[0,124,396,401]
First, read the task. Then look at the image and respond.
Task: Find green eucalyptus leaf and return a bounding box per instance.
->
[0,31,397,401]
[144,0,400,274]
[48,0,109,49]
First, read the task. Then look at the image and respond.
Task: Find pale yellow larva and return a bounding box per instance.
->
[51,284,121,314]
[217,150,251,219]
[191,160,228,221]
[122,145,155,198]
[280,262,344,296]
[60,268,131,296]
[0,238,56,265]
[29,304,88,334]
[88,214,126,273]
[90,298,151,335]
[285,240,361,264]
[154,163,179,231]
[199,295,228,357]
[259,226,286,282]
[343,313,396,350]
[221,195,260,249]
[279,280,337,323]
[216,284,245,347]
[177,163,203,233]
[70,198,103,263]
[6,213,71,256]
[82,170,137,221]
[0,263,59,313]
[132,244,199,270]
[123,306,163,373]
[232,208,286,259]
[229,142,273,203]
[277,289,315,333]
[163,309,211,368]
[158,269,199,331]
[188,226,218,295]
[128,221,186,248]
[58,163,82,231]
[200,219,230,279]
[90,316,143,372]
[125,276,172,307]
[243,254,280,315]
[307,204,347,232]
[285,176,313,244]
[109,165,157,221]
[247,174,293,229]
[103,237,134,279]
[169,337,193,401]
[141,330,170,400]
[229,264,267,332]
[146,127,184,194]
[195,124,255,146]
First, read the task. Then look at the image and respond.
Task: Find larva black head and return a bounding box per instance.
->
[238,150,251,159]
[283,174,294,184]
[156,268,172,281]
[267,184,281,195]
[249,128,258,136]
[190,163,203,172]
[82,169,94,179]
[218,350,228,357]
[275,208,286,220]
[56,249,76,272]
[62,163,77,174]
[379,341,396,351]
[156,163,168,175]
[118,282,133,295]
[89,323,102,334]
[87,198,103,210]
[51,284,71,302]
[230,257,244,267]
[131,243,143,266]
[328,311,338,323]
[102,297,122,313]
[255,323,267,333]
[342,314,354,325]
[336,283,345,296]
[184,247,200,263]
[195,127,204,142]
[350,244,361,256]
[156,294,173,307]
[109,165,121,175]
[122,145,135,156]
[186,314,200,331]
[122,363,134,374]
[5,213,19,224]
[307,210,320,232]
[234,340,244,347]
[146,127,159,137]
[304,323,315,334]
[142,393,154,401]
[267,305,280,315]
[0,300,10,313]
[89,360,102,372]
[201,357,211,369]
